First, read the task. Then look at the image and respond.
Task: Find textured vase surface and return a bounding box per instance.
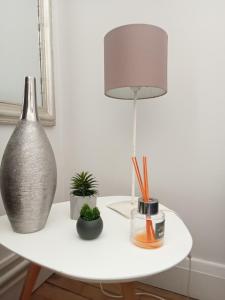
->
[0,77,57,233]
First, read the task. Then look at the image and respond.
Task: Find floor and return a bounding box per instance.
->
[31,274,193,300]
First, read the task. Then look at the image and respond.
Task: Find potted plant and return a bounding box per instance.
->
[70,171,98,220]
[76,204,103,240]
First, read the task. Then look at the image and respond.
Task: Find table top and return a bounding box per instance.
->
[0,196,192,283]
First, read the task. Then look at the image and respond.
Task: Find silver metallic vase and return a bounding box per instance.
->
[0,77,57,233]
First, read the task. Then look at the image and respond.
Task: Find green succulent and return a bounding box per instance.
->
[71,171,98,197]
[80,204,100,221]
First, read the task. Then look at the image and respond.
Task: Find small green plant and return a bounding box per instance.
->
[71,171,98,197]
[80,204,100,221]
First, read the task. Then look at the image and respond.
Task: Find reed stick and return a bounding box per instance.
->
[143,156,150,201]
[131,157,145,199]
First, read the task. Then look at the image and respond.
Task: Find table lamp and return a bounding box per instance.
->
[104,24,168,217]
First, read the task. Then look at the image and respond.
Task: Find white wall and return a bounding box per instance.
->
[1,0,225,298]
[59,2,225,296]
[59,0,225,266]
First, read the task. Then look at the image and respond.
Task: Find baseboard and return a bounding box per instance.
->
[0,252,19,272]
[140,256,225,300]
[0,252,52,300]
[0,253,28,293]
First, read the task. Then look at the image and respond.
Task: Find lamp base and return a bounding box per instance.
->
[107,199,138,219]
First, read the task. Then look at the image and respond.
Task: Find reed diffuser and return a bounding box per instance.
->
[131,156,165,249]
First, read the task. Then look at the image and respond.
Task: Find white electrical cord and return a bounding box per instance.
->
[99,209,192,300]
[186,253,192,300]
[136,292,166,300]
[99,283,122,298]
[99,282,167,300]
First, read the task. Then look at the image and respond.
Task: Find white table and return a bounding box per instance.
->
[0,196,192,300]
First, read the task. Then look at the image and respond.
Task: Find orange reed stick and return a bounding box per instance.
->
[131,157,145,199]
[142,156,149,201]
[146,219,155,241]
[146,219,151,241]
[143,156,150,201]
[143,156,155,242]
[143,156,151,240]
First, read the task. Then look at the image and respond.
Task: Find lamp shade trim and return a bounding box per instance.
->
[105,86,167,100]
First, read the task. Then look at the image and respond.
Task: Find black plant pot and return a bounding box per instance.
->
[76,217,103,240]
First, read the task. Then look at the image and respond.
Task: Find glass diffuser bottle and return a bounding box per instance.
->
[131,198,165,249]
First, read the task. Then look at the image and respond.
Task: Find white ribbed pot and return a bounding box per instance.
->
[70,195,96,220]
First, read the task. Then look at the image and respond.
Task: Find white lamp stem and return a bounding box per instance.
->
[131,88,139,205]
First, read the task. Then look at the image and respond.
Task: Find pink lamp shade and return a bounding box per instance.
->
[104,24,168,100]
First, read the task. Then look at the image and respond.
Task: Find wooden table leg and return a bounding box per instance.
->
[19,263,41,300]
[121,282,136,300]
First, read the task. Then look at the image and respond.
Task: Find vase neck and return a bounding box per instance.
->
[21,77,39,121]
